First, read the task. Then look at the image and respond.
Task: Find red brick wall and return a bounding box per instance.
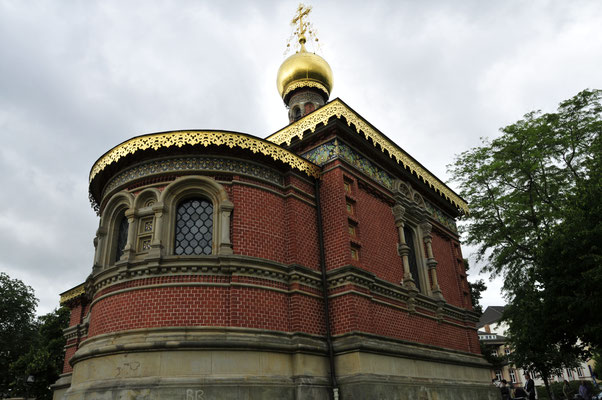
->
[231,182,288,263]
[355,184,402,283]
[87,276,297,337]
[331,289,479,353]
[318,164,353,270]
[431,232,464,308]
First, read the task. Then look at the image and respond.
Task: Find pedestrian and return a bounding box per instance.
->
[524,373,536,400]
[513,386,528,400]
[500,379,511,400]
[579,380,592,400]
[563,380,574,400]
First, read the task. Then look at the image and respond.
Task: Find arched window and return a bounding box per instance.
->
[293,107,302,121]
[174,197,213,255]
[115,214,129,262]
[403,226,421,291]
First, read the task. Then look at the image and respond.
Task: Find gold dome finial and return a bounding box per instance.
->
[277,3,333,114]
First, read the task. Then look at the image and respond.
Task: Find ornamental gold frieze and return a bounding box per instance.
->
[89,131,322,185]
[282,79,329,100]
[59,283,86,305]
[267,99,468,214]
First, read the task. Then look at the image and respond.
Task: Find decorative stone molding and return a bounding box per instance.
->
[103,156,284,199]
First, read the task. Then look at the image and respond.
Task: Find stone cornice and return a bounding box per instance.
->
[333,332,490,369]
[71,327,330,366]
[80,258,478,327]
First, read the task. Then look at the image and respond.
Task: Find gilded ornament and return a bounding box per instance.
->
[266,99,469,213]
[282,80,329,101]
[89,131,321,184]
[60,283,86,304]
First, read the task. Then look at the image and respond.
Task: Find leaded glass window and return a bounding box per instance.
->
[403,226,421,291]
[115,215,129,262]
[175,198,213,255]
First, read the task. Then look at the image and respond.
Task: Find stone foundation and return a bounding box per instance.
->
[54,328,498,400]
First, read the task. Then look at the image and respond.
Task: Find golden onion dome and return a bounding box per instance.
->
[277,49,333,103]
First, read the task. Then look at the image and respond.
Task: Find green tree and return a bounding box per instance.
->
[10,307,70,400]
[538,131,602,348]
[0,272,38,397]
[464,258,487,316]
[504,283,581,400]
[449,89,601,398]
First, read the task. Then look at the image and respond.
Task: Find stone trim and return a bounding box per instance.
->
[71,327,330,365]
[332,332,490,368]
[102,155,284,199]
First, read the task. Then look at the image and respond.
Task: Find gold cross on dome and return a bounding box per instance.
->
[292,3,312,49]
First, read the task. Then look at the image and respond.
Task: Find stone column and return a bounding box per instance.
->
[420,221,445,301]
[148,203,165,260]
[392,204,416,290]
[218,200,234,255]
[92,226,107,275]
[121,208,137,262]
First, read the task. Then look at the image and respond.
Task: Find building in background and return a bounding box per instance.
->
[478,305,594,388]
[52,5,497,399]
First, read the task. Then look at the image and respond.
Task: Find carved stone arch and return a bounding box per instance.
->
[413,192,425,209]
[133,188,161,210]
[160,175,233,256]
[392,179,412,200]
[96,191,135,270]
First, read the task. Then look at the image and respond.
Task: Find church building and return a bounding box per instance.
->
[53,5,497,399]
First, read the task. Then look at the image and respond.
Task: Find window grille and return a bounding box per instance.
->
[175,198,213,255]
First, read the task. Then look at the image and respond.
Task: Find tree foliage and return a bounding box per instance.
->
[0,272,38,396]
[464,258,487,316]
[538,130,602,348]
[10,307,70,400]
[449,89,601,291]
[0,273,69,399]
[449,89,602,396]
[504,283,582,400]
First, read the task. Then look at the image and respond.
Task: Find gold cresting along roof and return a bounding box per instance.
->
[89,131,322,183]
[266,99,469,214]
[60,283,85,305]
[283,80,329,100]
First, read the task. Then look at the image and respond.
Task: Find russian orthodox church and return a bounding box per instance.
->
[53,5,497,399]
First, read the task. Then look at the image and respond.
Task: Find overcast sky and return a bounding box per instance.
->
[1,0,601,315]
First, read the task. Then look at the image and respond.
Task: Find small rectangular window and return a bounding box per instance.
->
[510,369,517,383]
[495,370,502,381]
[351,247,359,261]
[344,181,351,194]
[348,224,356,236]
[567,369,573,379]
[577,368,584,377]
[346,202,354,215]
